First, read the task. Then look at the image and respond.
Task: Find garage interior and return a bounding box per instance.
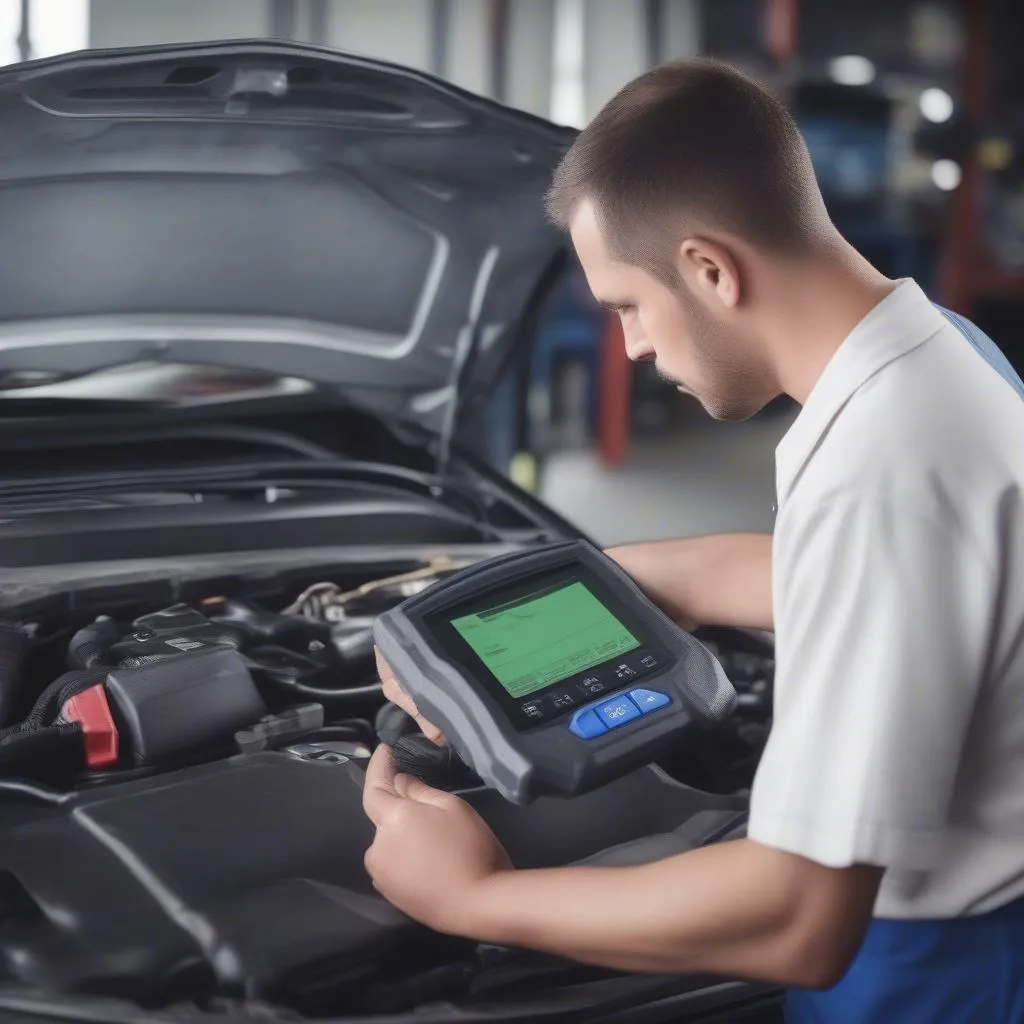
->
[1,0,1021,545]
[0,4,1022,1021]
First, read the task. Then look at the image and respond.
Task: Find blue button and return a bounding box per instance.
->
[596,695,641,730]
[568,707,607,740]
[629,688,671,714]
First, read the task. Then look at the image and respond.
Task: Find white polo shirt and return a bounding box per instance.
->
[747,279,1024,919]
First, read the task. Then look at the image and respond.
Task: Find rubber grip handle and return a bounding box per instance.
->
[388,734,483,792]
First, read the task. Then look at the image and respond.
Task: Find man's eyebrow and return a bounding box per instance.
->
[597,298,628,311]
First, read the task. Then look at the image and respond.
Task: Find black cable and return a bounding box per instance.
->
[389,734,482,791]
[67,616,120,670]
[257,676,383,706]
[302,721,376,747]
[0,723,84,776]
[0,668,105,739]
[375,703,420,745]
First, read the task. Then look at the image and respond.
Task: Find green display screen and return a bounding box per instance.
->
[450,580,640,699]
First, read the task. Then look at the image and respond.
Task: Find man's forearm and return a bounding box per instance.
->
[456,839,876,989]
[607,533,773,631]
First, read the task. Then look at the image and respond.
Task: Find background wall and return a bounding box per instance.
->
[1,0,1015,545]
[66,0,704,121]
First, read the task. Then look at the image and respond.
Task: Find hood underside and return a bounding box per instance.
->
[0,40,576,431]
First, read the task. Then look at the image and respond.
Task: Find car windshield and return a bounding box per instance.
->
[0,361,314,405]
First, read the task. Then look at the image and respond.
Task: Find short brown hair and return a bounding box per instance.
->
[546,59,826,280]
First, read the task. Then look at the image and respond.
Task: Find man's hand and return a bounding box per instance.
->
[362,744,511,934]
[375,648,446,745]
[361,740,881,989]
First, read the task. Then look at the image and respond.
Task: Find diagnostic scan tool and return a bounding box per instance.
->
[374,540,737,804]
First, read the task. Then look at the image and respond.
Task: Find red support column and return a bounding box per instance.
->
[597,312,631,467]
[763,0,798,63]
[938,0,991,313]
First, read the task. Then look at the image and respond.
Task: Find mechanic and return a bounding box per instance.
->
[363,58,1024,1022]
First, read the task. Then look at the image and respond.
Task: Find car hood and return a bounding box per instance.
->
[0,40,575,432]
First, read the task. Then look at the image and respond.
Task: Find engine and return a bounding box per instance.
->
[0,562,773,791]
[0,560,474,784]
[0,561,774,1017]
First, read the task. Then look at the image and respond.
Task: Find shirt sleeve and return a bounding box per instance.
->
[747,491,995,871]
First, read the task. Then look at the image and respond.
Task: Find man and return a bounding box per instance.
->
[363,59,1024,1021]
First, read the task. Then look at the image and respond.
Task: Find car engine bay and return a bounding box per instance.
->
[0,550,775,1020]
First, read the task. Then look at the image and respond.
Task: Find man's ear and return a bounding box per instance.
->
[677,237,742,310]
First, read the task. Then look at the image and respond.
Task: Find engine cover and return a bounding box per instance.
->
[0,753,420,1009]
[0,754,745,1012]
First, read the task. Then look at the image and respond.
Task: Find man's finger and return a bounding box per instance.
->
[379,673,448,745]
[419,720,448,746]
[374,648,393,680]
[399,772,457,809]
[362,745,402,826]
[375,647,448,745]
[381,674,420,718]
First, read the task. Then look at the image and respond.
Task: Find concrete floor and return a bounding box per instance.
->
[540,402,798,547]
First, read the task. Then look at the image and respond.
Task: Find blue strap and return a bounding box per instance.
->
[935,305,1024,400]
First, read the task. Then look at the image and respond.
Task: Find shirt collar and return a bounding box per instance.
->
[775,279,947,505]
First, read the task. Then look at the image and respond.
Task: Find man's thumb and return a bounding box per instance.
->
[394,772,451,807]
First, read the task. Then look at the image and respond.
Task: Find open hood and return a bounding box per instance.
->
[0,40,576,432]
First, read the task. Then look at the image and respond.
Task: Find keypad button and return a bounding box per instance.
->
[637,651,660,671]
[551,692,576,711]
[596,695,641,729]
[628,688,671,714]
[578,673,607,697]
[521,700,545,721]
[611,662,639,683]
[568,707,607,739]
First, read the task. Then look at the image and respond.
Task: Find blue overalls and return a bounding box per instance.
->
[787,894,1024,1022]
[787,308,1024,1023]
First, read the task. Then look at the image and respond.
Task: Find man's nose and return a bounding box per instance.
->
[621,317,654,362]
[624,339,656,363]
[621,317,655,362]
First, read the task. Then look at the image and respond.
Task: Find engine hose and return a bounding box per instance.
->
[0,668,106,739]
[0,623,29,729]
[258,676,383,706]
[244,648,382,706]
[67,616,120,670]
[0,723,84,775]
[201,627,246,651]
[302,721,376,748]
